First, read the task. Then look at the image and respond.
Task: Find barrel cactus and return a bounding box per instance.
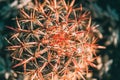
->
[7,0,105,80]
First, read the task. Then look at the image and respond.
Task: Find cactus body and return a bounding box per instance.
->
[7,0,104,80]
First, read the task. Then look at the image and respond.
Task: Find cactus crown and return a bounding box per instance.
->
[7,0,105,80]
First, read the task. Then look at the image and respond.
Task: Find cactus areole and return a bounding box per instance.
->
[7,0,105,80]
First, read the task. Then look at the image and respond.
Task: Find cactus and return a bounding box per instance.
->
[6,0,105,80]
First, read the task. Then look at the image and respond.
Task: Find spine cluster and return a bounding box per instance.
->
[7,0,104,80]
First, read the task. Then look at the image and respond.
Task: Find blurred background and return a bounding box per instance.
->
[0,0,119,80]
